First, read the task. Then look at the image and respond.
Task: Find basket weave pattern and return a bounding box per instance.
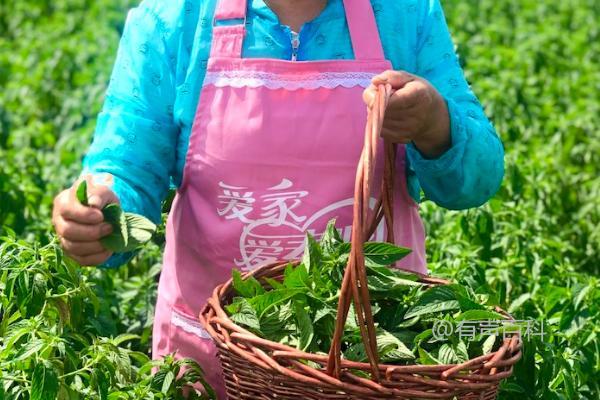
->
[200,86,521,399]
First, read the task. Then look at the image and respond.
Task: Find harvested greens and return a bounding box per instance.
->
[76,180,157,252]
[226,220,506,366]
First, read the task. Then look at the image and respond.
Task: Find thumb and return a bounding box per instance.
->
[363,83,393,108]
[87,181,119,210]
[372,70,416,90]
[362,84,378,107]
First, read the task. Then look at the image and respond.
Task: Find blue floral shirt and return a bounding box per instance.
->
[83,0,505,267]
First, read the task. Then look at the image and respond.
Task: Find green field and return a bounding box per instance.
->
[1,0,598,399]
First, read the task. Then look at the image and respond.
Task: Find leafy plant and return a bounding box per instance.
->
[0,2,214,398]
[0,234,214,399]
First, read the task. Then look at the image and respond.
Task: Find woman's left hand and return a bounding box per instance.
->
[363,70,451,159]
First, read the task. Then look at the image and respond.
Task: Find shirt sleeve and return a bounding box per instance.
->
[406,0,505,210]
[82,0,179,268]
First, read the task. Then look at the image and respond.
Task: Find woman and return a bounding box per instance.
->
[52,0,504,397]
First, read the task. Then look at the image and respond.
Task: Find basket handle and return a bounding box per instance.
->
[326,84,395,381]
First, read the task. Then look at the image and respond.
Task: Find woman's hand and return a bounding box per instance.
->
[363,70,451,159]
[52,176,118,266]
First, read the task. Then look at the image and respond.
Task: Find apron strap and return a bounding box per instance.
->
[211,0,248,59]
[344,0,385,60]
[214,0,248,20]
[212,0,385,61]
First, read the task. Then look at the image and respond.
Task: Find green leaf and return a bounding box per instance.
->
[377,330,415,362]
[437,343,458,364]
[455,341,469,362]
[404,286,462,319]
[250,288,304,317]
[368,274,422,293]
[573,282,593,309]
[94,369,109,400]
[338,242,412,266]
[115,347,133,378]
[28,273,46,317]
[508,293,532,313]
[76,180,88,206]
[232,269,265,298]
[31,364,59,400]
[345,330,414,362]
[482,334,497,355]
[366,263,420,282]
[100,204,128,252]
[363,242,412,265]
[437,341,468,365]
[14,338,44,361]
[283,263,309,289]
[344,341,368,362]
[345,303,359,329]
[259,303,294,341]
[121,213,157,252]
[417,346,442,365]
[125,213,156,234]
[301,233,322,274]
[320,219,343,255]
[418,285,457,302]
[229,298,261,331]
[396,315,420,328]
[161,371,175,394]
[405,300,461,319]
[294,302,314,351]
[264,277,285,290]
[443,285,486,311]
[314,307,334,323]
[456,310,505,321]
[100,233,126,253]
[101,203,122,225]
[112,333,140,346]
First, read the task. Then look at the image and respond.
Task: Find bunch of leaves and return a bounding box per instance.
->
[226,220,507,368]
[0,233,214,399]
[76,180,157,253]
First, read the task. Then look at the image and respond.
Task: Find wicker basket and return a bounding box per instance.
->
[200,86,522,399]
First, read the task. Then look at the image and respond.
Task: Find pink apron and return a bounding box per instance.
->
[153,0,426,398]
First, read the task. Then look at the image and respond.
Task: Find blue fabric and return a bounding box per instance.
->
[83,0,505,268]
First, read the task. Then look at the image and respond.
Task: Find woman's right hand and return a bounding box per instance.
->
[52,177,118,266]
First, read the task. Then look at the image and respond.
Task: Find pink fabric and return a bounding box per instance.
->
[209,26,245,59]
[152,1,426,399]
[214,0,247,21]
[344,0,385,60]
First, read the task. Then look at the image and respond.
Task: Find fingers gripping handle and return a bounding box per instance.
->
[326,85,396,380]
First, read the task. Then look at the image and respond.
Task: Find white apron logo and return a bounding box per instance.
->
[217,179,384,271]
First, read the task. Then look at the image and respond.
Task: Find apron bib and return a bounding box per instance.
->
[153,0,426,397]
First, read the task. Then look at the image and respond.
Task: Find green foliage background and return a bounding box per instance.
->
[0,0,598,399]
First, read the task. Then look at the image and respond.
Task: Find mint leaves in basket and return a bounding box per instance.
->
[76,180,157,252]
[226,220,506,366]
